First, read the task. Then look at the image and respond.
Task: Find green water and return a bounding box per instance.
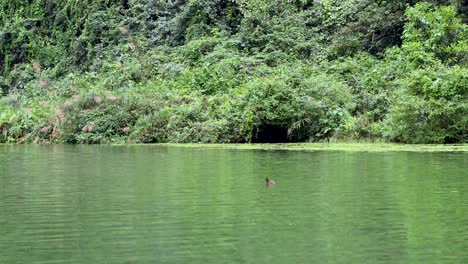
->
[1,145,467,264]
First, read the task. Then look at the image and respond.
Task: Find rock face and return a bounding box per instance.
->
[82,125,94,133]
[94,96,102,104]
[40,126,51,133]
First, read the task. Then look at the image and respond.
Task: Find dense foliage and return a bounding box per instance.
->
[1,0,467,144]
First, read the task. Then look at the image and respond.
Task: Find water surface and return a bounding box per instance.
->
[1,145,467,263]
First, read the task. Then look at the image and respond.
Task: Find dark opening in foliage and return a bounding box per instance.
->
[253,124,290,143]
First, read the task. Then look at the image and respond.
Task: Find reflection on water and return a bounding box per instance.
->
[1,145,467,263]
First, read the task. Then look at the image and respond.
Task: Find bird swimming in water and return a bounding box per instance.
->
[265,177,275,185]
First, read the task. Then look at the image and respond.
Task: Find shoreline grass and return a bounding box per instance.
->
[124,143,468,152]
[2,143,467,152]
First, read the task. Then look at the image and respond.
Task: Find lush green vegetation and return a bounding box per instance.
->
[1,0,467,144]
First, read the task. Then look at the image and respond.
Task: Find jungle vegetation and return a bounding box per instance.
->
[0,0,467,144]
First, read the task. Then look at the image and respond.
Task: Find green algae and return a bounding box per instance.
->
[151,143,468,152]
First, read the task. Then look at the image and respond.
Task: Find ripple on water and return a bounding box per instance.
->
[0,146,467,264]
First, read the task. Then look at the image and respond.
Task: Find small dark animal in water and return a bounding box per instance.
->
[265,178,275,185]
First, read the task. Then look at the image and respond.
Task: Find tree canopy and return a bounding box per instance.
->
[0,0,467,143]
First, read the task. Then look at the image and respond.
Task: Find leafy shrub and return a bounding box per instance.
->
[1,1,466,144]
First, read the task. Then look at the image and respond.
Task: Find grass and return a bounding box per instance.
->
[2,142,467,152]
[128,143,468,152]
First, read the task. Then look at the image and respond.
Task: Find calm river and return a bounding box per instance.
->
[1,145,467,263]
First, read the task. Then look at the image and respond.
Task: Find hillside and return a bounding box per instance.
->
[1,0,467,144]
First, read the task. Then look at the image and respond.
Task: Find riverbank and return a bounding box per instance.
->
[123,143,468,152]
[3,143,468,152]
[2,3,466,145]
